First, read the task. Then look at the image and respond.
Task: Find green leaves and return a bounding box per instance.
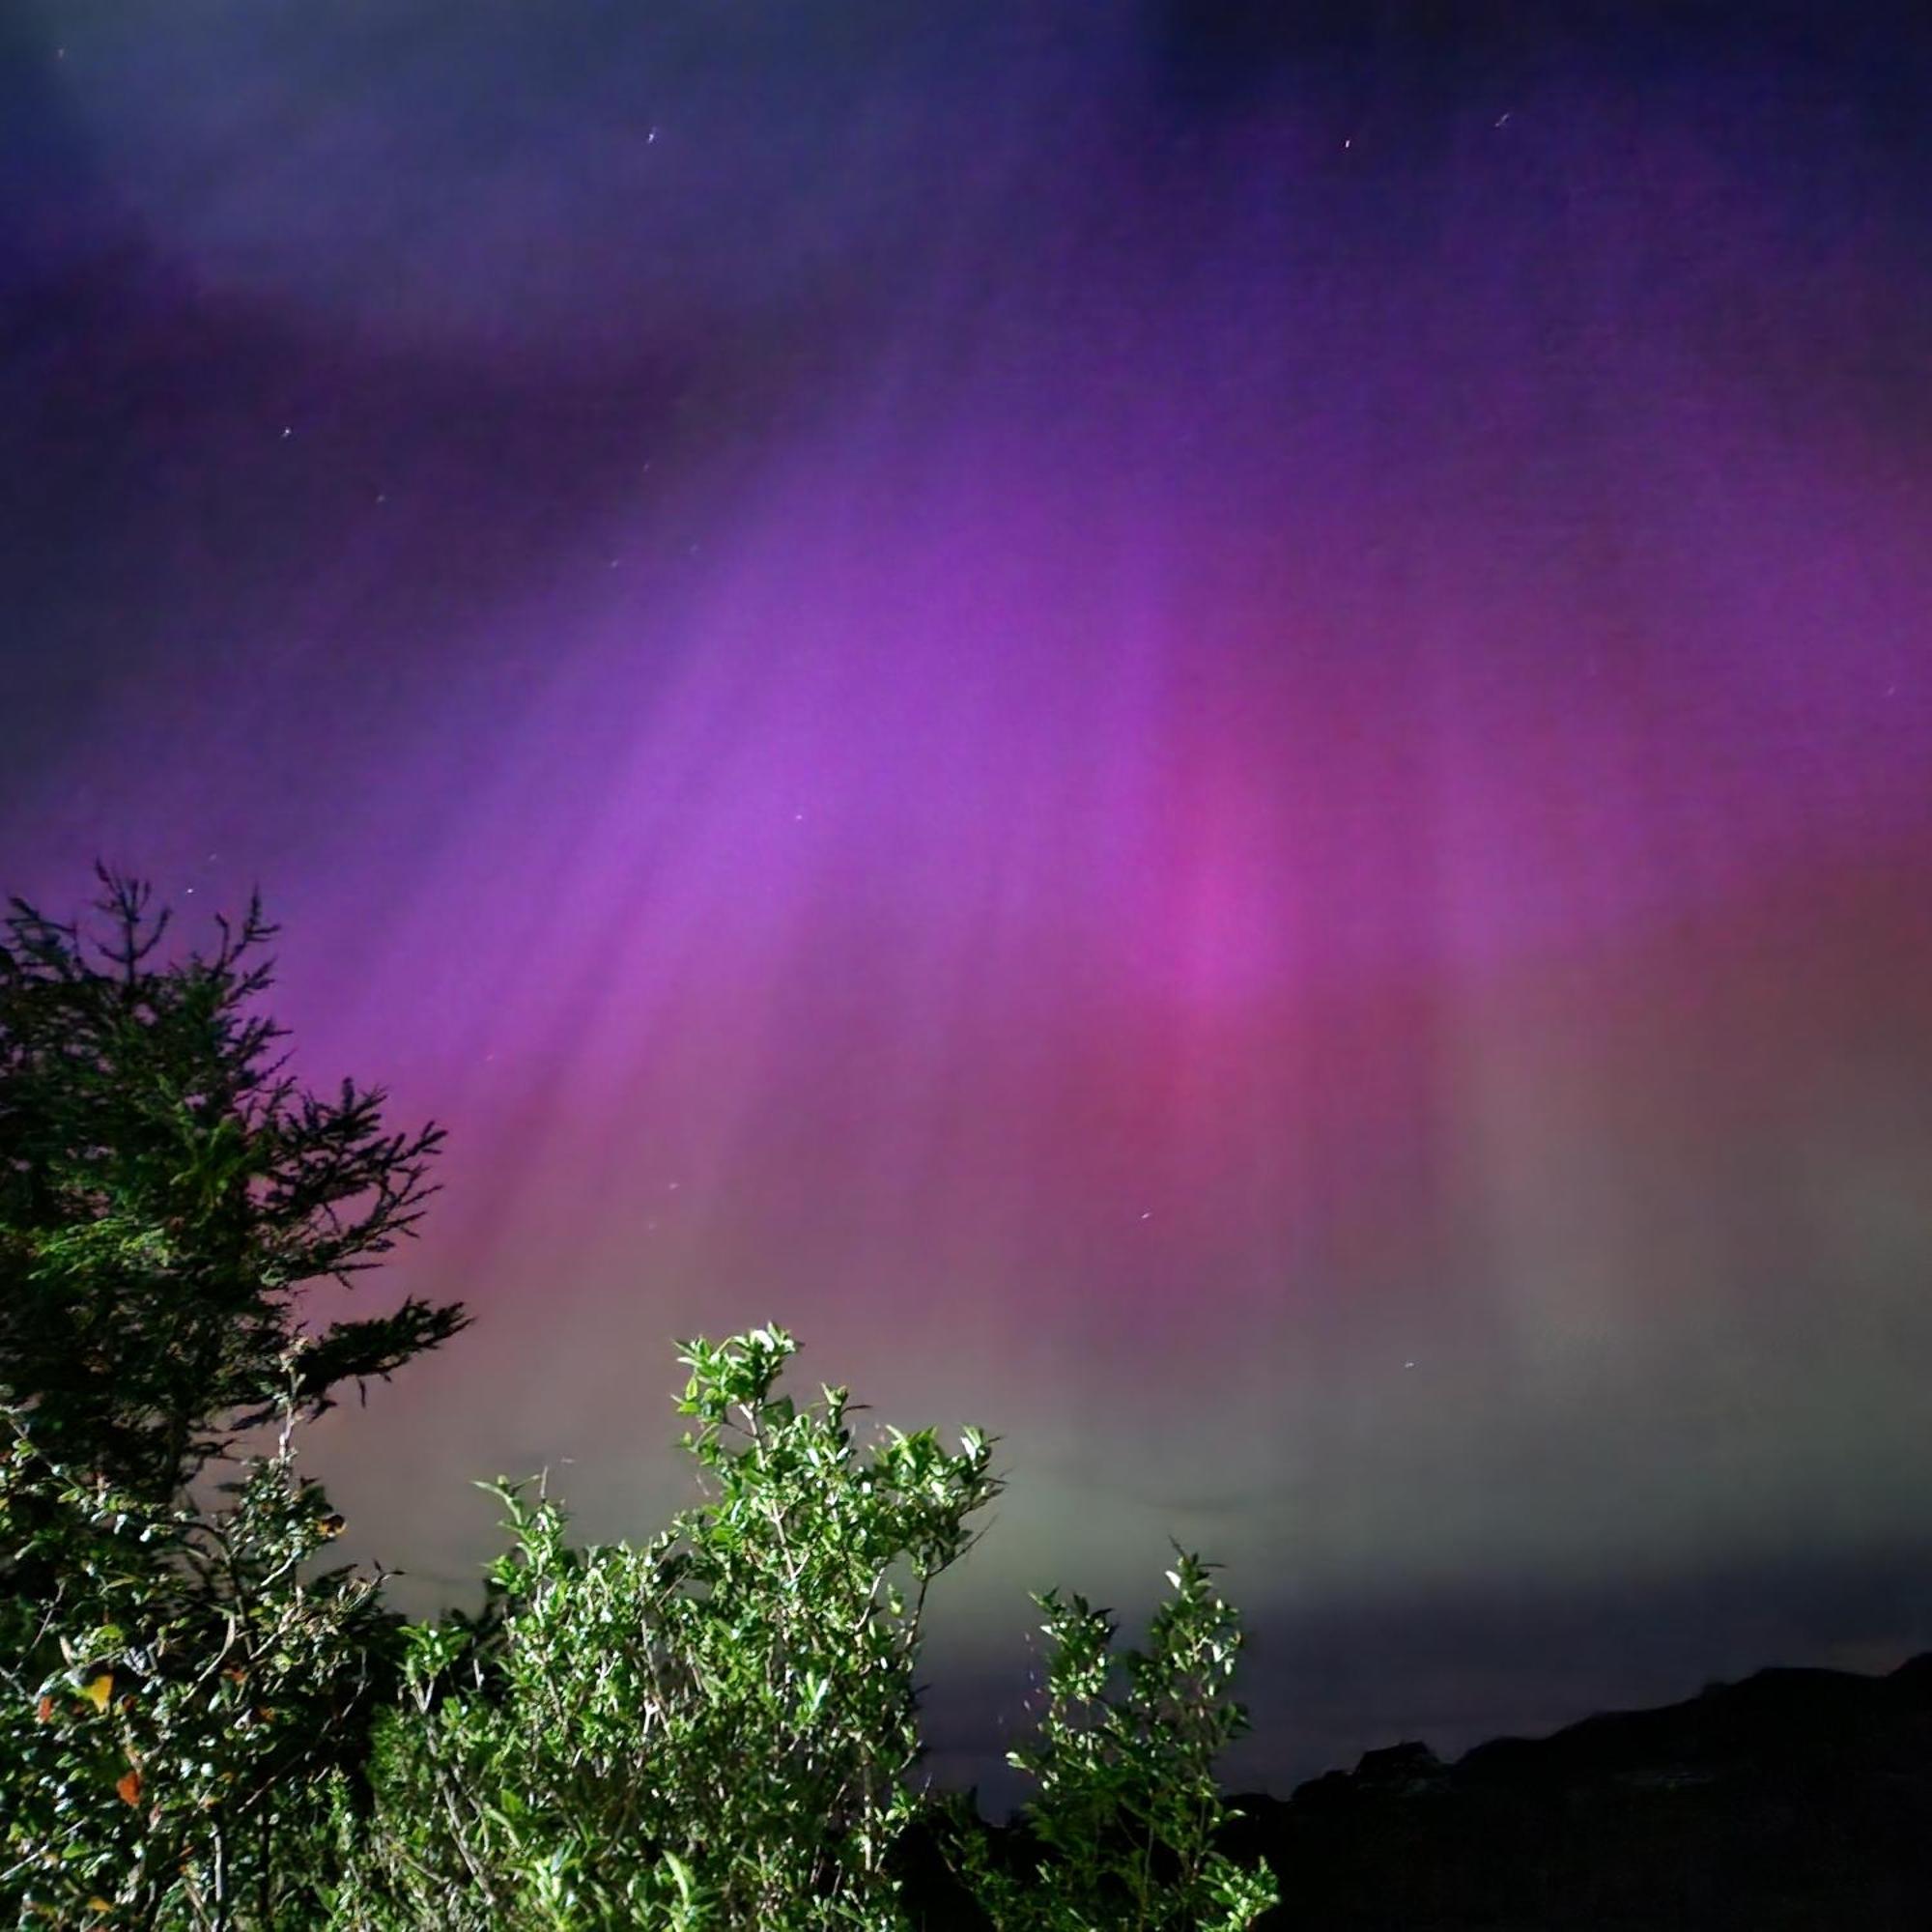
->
[2,1320,1282,1930]
[927,1536,1278,1932]
[344,1326,1010,1929]
[336,1329,1277,1932]
[0,1383,401,1928]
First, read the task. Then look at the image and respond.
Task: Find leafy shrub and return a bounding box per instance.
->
[926,1552,1278,1930]
[333,1325,1005,1930]
[0,1356,398,1930]
[332,1328,1279,1932]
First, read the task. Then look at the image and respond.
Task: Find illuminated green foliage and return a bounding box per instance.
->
[333,1327,1276,1930]
[0,1358,398,1928]
[925,1550,1277,1930]
[333,1325,1004,1928]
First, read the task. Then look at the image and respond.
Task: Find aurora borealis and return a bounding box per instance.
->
[5,2,1931,1816]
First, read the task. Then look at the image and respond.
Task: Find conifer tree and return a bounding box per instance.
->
[0,867,469,1516]
[0,867,470,1921]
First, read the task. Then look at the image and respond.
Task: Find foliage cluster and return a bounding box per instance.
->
[0,1363,392,1927]
[332,1326,1006,1930]
[0,875,1278,1930]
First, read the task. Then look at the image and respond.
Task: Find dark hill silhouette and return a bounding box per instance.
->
[890,1651,1932,1927]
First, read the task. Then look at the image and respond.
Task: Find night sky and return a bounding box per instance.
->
[5,1,1931,1820]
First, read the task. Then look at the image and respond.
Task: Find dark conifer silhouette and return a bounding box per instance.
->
[0,867,469,1516]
